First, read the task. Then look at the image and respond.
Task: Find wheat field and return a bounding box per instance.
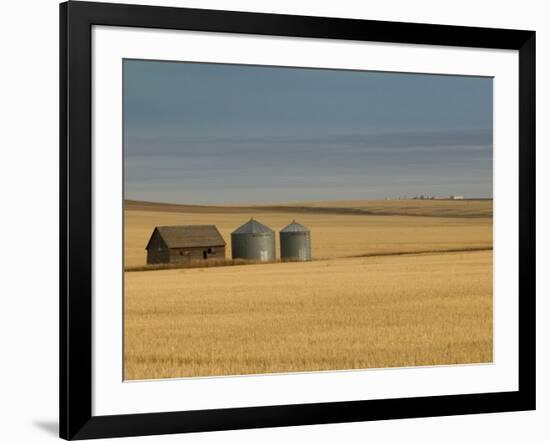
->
[124,200,492,268]
[124,200,493,380]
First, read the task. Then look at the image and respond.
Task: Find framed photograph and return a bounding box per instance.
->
[60,1,536,439]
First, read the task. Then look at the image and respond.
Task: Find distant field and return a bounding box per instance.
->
[126,198,492,218]
[124,199,493,380]
[277,198,493,217]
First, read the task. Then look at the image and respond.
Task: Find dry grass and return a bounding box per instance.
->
[125,258,262,272]
[124,250,493,380]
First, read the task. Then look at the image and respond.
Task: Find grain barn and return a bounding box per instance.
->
[145,225,225,264]
[279,220,311,261]
[231,219,275,262]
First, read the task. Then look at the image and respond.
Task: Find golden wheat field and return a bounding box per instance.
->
[124,199,493,380]
[124,199,492,268]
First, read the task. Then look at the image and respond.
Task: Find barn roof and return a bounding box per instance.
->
[280,220,309,233]
[231,218,274,235]
[146,225,225,249]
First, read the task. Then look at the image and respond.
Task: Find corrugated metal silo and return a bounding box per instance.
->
[280,220,311,261]
[231,219,276,261]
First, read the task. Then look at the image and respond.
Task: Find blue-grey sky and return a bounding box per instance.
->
[124,59,493,204]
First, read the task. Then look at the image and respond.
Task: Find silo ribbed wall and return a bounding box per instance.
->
[231,233,275,261]
[280,231,311,261]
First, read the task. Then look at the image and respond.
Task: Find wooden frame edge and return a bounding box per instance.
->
[60,1,536,439]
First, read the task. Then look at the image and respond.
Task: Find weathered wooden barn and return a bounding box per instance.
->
[145,225,226,264]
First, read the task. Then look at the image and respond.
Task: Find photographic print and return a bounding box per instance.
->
[123,59,493,381]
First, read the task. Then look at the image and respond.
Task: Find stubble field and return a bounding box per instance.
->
[124,199,493,380]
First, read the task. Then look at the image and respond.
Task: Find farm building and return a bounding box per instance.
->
[280,220,311,261]
[145,225,225,265]
[231,219,275,262]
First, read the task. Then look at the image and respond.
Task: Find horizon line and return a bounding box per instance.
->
[124,197,494,207]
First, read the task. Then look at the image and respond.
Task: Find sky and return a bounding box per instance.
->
[123,59,493,204]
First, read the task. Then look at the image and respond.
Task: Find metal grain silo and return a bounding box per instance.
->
[280,220,311,261]
[231,219,276,261]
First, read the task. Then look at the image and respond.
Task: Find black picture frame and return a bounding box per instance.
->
[59,1,536,439]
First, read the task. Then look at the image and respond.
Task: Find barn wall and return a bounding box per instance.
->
[146,231,170,264]
[209,246,226,259]
[168,246,225,263]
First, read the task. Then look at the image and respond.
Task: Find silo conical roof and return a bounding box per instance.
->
[232,218,274,235]
[280,220,309,233]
